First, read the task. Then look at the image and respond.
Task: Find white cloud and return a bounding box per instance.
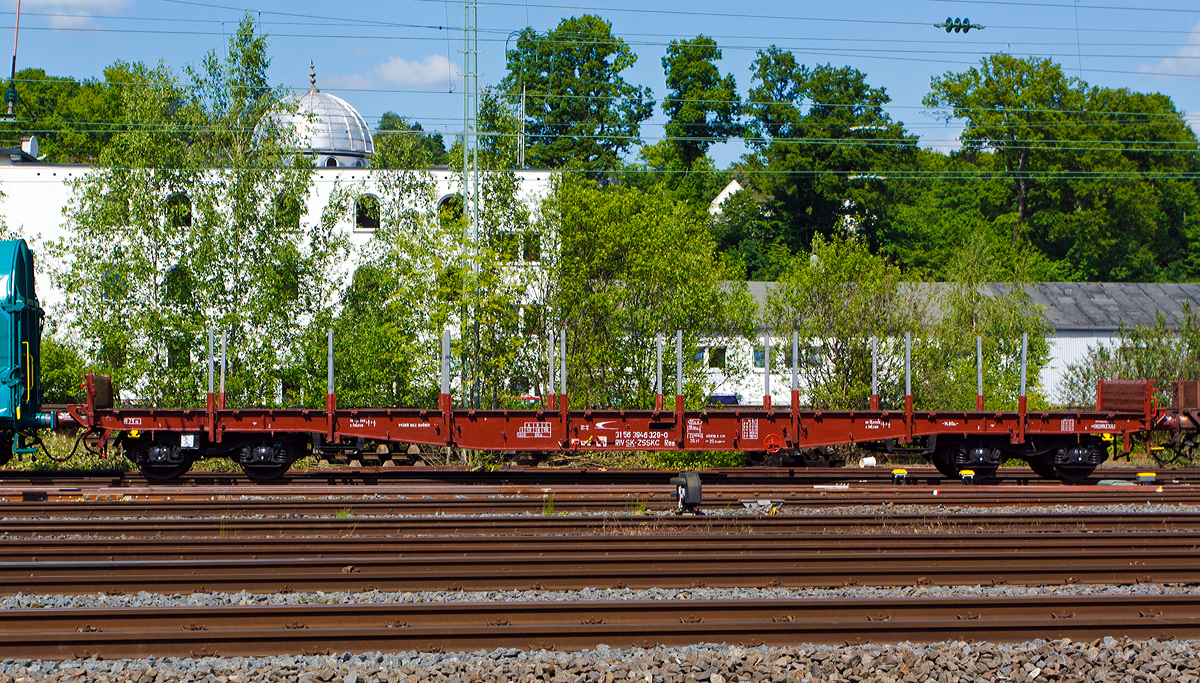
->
[375,54,459,87]
[13,0,130,29]
[1139,21,1200,77]
[320,73,372,91]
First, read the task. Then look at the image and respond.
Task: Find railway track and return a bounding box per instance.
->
[3,511,1198,537]
[0,464,1192,489]
[2,542,1194,594]
[8,478,1200,663]
[3,530,1199,561]
[7,594,1200,659]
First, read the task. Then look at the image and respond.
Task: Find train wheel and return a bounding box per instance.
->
[970,467,998,481]
[1052,462,1096,483]
[242,463,292,482]
[240,442,298,482]
[127,439,193,480]
[1028,456,1057,480]
[930,450,960,479]
[0,431,12,467]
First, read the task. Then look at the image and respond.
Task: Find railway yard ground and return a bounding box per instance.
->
[4,464,1200,682]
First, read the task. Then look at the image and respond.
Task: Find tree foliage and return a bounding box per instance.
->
[924,54,1200,282]
[1061,310,1200,407]
[373,112,448,168]
[501,15,654,173]
[661,35,741,171]
[0,64,137,162]
[738,48,918,257]
[763,234,921,410]
[541,174,756,409]
[52,15,343,407]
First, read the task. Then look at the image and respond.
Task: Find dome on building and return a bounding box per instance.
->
[270,64,374,169]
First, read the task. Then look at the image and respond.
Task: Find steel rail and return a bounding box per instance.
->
[0,485,1196,514]
[7,595,1200,659]
[1,545,1196,594]
[4,531,1200,562]
[0,465,1194,488]
[0,512,1196,538]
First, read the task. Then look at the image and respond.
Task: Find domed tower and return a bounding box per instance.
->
[274,63,374,168]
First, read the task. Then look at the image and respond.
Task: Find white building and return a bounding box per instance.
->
[0,68,554,311]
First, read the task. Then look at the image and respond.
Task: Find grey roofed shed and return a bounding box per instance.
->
[746,281,1200,333]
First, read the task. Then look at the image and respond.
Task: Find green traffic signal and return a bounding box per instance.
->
[935,17,984,33]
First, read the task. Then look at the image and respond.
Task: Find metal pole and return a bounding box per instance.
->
[1019,332,1028,397]
[870,336,878,397]
[791,331,798,391]
[326,329,334,395]
[656,334,663,397]
[7,0,20,117]
[547,330,555,396]
[441,330,450,395]
[763,334,771,402]
[976,335,984,409]
[904,332,911,398]
[675,330,683,399]
[207,328,214,395]
[219,330,227,395]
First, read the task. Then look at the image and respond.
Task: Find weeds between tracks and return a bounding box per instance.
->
[593,515,756,536]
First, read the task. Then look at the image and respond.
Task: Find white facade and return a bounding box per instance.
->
[0,162,554,308]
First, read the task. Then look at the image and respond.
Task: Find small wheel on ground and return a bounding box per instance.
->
[1027,456,1057,479]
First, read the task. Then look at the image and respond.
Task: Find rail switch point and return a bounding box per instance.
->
[670,472,702,514]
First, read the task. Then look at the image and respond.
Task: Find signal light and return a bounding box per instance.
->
[935,17,984,33]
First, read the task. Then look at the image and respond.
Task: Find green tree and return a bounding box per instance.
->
[925,54,1200,281]
[1061,309,1200,407]
[763,234,922,410]
[53,15,341,407]
[916,233,1052,411]
[539,174,756,409]
[373,112,448,168]
[924,54,1082,242]
[740,48,917,255]
[40,332,86,404]
[501,16,654,174]
[661,35,741,172]
[0,63,136,162]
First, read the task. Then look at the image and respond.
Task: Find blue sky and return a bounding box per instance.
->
[5,0,1200,165]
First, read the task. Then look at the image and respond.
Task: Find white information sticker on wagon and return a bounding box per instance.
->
[741,419,759,441]
[517,421,553,438]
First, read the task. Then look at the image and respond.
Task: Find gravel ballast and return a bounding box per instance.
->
[1,638,1198,682]
[2,583,1198,609]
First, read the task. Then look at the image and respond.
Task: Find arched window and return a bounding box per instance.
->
[355,194,380,231]
[273,193,302,230]
[437,194,463,229]
[166,192,192,228]
[354,158,366,168]
[325,157,339,168]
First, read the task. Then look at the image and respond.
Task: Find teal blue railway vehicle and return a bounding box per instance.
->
[0,239,53,464]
